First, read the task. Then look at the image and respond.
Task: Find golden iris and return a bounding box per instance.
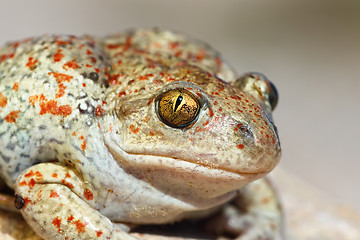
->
[157,89,200,128]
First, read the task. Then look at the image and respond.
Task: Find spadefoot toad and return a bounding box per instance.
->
[0,29,281,240]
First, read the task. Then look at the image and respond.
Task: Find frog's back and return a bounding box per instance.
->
[0,35,108,187]
[0,29,239,188]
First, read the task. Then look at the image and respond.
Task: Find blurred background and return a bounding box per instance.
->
[0,0,359,209]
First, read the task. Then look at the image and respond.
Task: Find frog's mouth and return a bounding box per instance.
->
[106,144,267,200]
[104,133,268,199]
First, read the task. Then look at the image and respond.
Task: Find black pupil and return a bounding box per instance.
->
[174,95,183,112]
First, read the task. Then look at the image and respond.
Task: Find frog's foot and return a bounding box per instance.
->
[204,178,283,240]
[14,163,138,240]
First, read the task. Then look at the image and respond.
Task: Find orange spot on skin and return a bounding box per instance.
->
[96,230,103,237]
[195,126,203,133]
[262,197,271,204]
[13,82,19,91]
[271,136,276,144]
[56,83,66,98]
[237,144,245,149]
[215,57,222,67]
[63,59,79,70]
[26,57,38,70]
[195,49,206,61]
[107,44,120,49]
[107,73,121,85]
[53,49,64,62]
[25,170,35,178]
[86,49,93,55]
[19,180,27,186]
[143,116,150,123]
[234,123,243,132]
[147,97,154,105]
[83,188,93,201]
[56,40,70,46]
[48,72,73,98]
[5,110,20,123]
[50,72,73,84]
[39,99,72,117]
[50,190,60,198]
[153,79,163,84]
[174,50,182,57]
[74,220,87,233]
[61,179,74,189]
[29,95,39,106]
[35,171,43,180]
[23,197,32,208]
[0,92,7,108]
[107,36,132,51]
[67,215,74,222]
[0,54,7,63]
[81,139,87,151]
[95,105,105,117]
[118,91,126,97]
[169,42,179,50]
[65,172,71,178]
[37,190,42,199]
[52,173,58,178]
[138,74,154,81]
[52,217,62,232]
[208,107,214,118]
[28,178,36,189]
[129,124,140,134]
[202,120,210,126]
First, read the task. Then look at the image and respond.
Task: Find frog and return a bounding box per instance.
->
[0,28,282,240]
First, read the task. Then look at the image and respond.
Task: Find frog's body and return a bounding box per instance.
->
[0,29,281,239]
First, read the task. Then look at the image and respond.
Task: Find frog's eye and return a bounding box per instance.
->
[267,80,278,111]
[235,72,279,111]
[157,89,200,128]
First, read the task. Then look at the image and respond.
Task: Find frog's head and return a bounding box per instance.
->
[105,65,281,201]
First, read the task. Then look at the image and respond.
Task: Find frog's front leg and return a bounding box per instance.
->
[205,178,283,240]
[14,163,138,240]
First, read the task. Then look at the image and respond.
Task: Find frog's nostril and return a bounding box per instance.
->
[239,125,251,136]
[236,124,253,139]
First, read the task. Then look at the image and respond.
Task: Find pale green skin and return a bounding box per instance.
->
[0,29,281,239]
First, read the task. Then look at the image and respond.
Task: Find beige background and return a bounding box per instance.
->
[0,0,359,209]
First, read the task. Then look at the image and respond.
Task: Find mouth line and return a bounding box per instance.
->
[108,144,268,178]
[104,133,270,180]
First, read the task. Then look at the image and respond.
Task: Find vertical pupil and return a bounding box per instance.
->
[174,95,183,112]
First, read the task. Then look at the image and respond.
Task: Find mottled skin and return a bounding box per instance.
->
[0,29,281,239]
